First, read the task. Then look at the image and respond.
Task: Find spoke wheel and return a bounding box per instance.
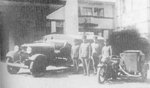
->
[97,67,106,83]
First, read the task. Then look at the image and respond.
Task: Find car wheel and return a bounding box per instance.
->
[6,58,20,74]
[30,55,47,77]
[112,70,117,80]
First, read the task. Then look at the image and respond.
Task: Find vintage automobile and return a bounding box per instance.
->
[6,35,73,77]
[6,34,104,77]
[97,50,149,83]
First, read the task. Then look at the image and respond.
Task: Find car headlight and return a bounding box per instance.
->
[26,47,32,54]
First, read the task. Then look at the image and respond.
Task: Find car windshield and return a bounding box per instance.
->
[34,37,47,43]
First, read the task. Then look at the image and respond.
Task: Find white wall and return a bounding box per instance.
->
[116,0,150,35]
[122,9,148,27]
[64,0,79,34]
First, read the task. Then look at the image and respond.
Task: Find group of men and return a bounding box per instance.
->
[71,35,112,76]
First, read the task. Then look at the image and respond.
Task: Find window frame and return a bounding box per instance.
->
[93,7,104,17]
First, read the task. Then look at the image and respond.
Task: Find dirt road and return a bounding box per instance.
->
[0,62,150,88]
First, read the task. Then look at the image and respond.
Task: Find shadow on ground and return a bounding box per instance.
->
[106,77,150,84]
[17,66,84,78]
[17,66,150,84]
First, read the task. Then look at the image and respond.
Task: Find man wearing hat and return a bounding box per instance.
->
[79,35,91,76]
[91,36,102,74]
[71,39,80,73]
[101,39,112,63]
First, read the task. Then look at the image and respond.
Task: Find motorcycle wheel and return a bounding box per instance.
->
[112,70,117,80]
[112,64,118,80]
[97,67,106,83]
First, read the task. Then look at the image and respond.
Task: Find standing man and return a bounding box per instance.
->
[91,36,102,74]
[71,39,80,73]
[101,40,112,63]
[79,35,91,76]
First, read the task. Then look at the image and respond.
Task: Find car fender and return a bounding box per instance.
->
[6,51,20,62]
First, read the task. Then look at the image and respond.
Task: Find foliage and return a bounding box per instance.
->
[109,29,150,61]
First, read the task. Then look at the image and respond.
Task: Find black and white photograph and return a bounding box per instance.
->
[0,0,150,88]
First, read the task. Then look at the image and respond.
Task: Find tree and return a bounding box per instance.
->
[109,29,150,61]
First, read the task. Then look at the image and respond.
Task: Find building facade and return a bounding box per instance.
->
[47,0,116,39]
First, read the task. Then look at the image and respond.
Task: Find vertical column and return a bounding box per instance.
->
[51,21,56,33]
[113,3,116,29]
[64,0,78,35]
[147,0,150,40]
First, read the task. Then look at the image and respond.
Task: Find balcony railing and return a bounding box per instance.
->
[79,16,114,29]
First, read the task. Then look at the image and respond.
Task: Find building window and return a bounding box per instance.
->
[56,21,64,34]
[56,21,64,28]
[79,7,104,17]
[94,8,104,17]
[81,7,93,16]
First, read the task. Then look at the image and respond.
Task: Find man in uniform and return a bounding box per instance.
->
[101,40,112,63]
[71,39,80,73]
[91,36,102,74]
[79,35,91,76]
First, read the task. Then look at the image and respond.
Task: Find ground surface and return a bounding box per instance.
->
[0,62,150,88]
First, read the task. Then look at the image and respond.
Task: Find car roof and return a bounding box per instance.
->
[44,34,104,39]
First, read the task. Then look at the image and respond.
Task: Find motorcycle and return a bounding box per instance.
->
[97,56,120,83]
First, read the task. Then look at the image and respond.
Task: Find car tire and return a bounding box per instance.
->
[30,54,47,77]
[6,58,20,74]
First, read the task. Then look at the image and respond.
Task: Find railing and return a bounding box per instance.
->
[79,16,114,29]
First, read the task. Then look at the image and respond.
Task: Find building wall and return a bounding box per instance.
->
[78,3,115,29]
[78,1,115,39]
[64,0,79,35]
[116,0,150,37]
[46,0,116,39]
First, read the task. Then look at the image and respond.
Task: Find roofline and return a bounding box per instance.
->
[0,0,66,7]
